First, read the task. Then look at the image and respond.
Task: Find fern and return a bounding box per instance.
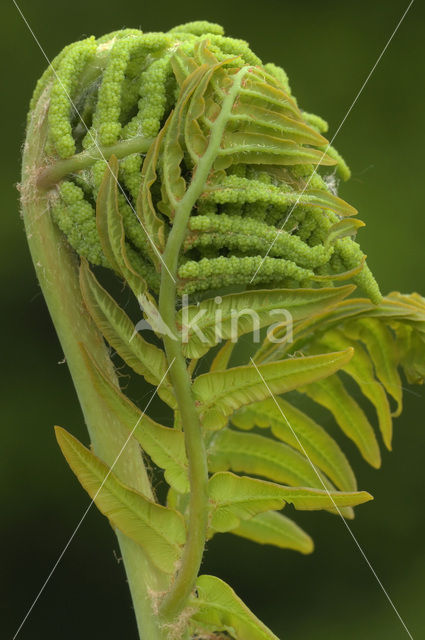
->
[20,20,423,640]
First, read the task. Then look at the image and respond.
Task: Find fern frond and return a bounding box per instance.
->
[252,292,425,469]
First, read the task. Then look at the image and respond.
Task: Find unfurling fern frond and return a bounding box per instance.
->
[35,26,381,303]
[249,293,425,469]
[21,19,422,640]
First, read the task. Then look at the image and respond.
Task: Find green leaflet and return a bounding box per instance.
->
[228,103,328,146]
[319,329,393,449]
[190,574,280,640]
[136,123,167,264]
[79,261,175,407]
[214,141,336,170]
[81,348,188,492]
[135,423,188,494]
[177,286,354,359]
[272,292,424,361]
[55,427,186,574]
[184,48,234,163]
[301,188,358,218]
[160,65,207,215]
[178,44,336,174]
[394,324,425,384]
[193,349,354,430]
[231,397,357,492]
[208,428,332,491]
[210,340,235,372]
[345,317,403,416]
[218,130,337,164]
[240,70,301,115]
[171,47,198,87]
[325,218,365,247]
[96,156,148,297]
[232,510,314,555]
[255,292,425,472]
[301,375,381,468]
[208,472,372,533]
[257,298,376,362]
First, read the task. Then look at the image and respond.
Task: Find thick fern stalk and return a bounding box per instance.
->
[21,83,168,639]
[20,20,424,640]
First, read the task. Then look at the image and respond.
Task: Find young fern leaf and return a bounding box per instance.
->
[207,428,354,519]
[55,427,186,574]
[208,428,335,492]
[325,217,366,247]
[255,292,425,471]
[96,154,149,296]
[79,260,175,407]
[318,329,393,448]
[301,375,382,468]
[81,347,189,493]
[210,340,236,372]
[231,510,314,555]
[136,124,168,263]
[231,398,357,492]
[193,350,353,429]
[178,285,354,358]
[344,317,403,416]
[190,574,280,640]
[208,472,372,533]
[21,19,423,640]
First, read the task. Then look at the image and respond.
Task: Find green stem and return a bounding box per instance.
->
[158,66,248,622]
[22,88,167,640]
[158,215,209,622]
[37,134,154,189]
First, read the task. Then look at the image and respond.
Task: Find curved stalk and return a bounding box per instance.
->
[37,134,154,190]
[21,88,167,640]
[158,71,248,620]
[158,209,209,622]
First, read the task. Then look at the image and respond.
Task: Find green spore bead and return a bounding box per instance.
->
[207,34,262,66]
[169,21,225,37]
[120,153,143,201]
[125,243,160,292]
[117,194,150,255]
[302,111,329,133]
[243,169,273,221]
[31,21,379,304]
[47,38,97,158]
[178,255,315,294]
[186,214,333,269]
[320,145,351,181]
[200,175,341,226]
[335,237,381,303]
[297,210,318,244]
[90,36,146,146]
[91,160,108,197]
[123,53,174,139]
[51,181,107,266]
[29,42,77,122]
[96,29,143,44]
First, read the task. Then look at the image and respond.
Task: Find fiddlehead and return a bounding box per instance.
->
[34,21,380,302]
[21,19,423,640]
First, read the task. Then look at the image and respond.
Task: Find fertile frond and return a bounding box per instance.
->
[22,18,421,640]
[34,24,380,302]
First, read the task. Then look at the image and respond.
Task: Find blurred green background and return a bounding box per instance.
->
[1,0,424,638]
